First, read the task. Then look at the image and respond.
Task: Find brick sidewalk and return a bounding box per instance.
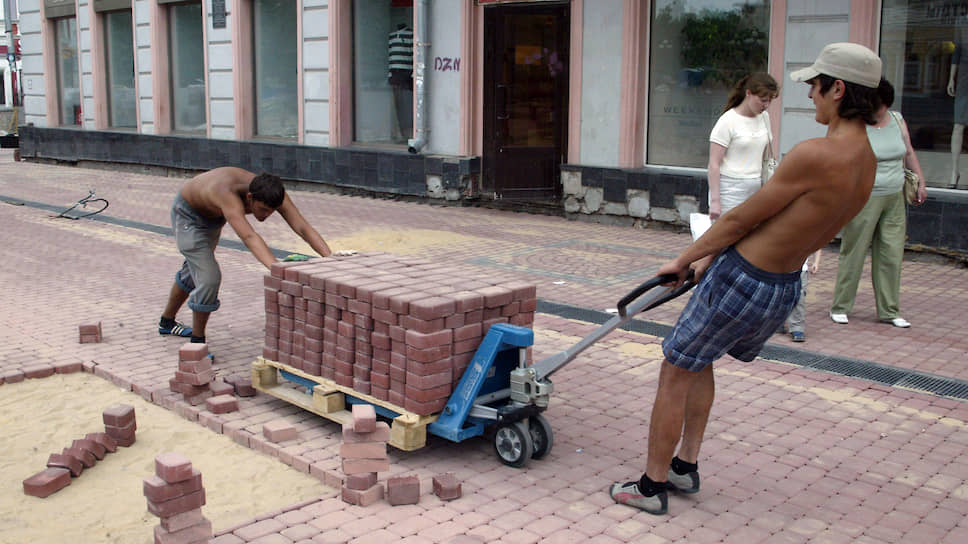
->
[1,156,967,543]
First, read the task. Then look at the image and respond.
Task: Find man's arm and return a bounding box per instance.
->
[658,142,819,284]
[277,194,333,258]
[220,193,279,269]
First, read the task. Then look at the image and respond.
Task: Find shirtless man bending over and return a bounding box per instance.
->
[157,167,332,347]
[610,43,883,515]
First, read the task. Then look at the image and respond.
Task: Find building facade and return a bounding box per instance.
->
[14,0,968,256]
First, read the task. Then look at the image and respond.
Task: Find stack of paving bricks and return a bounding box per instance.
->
[263,253,536,415]
[103,403,137,446]
[340,405,389,506]
[23,406,130,498]
[170,343,216,407]
[144,452,212,544]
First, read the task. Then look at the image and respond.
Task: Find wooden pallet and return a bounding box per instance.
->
[251,357,438,451]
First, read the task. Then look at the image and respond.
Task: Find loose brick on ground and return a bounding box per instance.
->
[342,422,390,443]
[351,404,377,433]
[153,518,212,544]
[146,489,207,519]
[63,446,96,468]
[72,437,107,460]
[263,420,298,443]
[178,343,210,361]
[204,394,238,414]
[341,483,384,506]
[46,453,83,477]
[433,473,462,501]
[85,432,118,453]
[143,470,204,503]
[155,452,194,484]
[387,475,420,506]
[102,404,136,427]
[23,467,72,498]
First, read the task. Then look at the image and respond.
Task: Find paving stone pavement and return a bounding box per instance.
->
[1,153,967,543]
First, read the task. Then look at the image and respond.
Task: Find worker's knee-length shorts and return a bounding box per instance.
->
[171,194,226,313]
[662,246,801,372]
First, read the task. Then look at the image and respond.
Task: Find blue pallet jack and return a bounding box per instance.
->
[428,273,695,467]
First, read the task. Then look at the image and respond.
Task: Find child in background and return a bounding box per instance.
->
[785,250,822,342]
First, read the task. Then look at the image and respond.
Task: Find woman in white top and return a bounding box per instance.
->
[707,72,779,219]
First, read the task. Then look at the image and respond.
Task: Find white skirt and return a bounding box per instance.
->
[713,175,762,214]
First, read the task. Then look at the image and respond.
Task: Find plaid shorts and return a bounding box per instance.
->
[662,246,801,372]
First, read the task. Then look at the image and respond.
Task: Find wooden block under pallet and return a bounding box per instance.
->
[252,357,438,451]
[252,359,278,388]
[312,385,345,414]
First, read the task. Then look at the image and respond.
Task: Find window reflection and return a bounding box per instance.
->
[647,0,770,167]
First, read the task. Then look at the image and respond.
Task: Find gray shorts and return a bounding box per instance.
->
[171,193,226,313]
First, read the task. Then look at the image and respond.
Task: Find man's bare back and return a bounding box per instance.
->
[733,122,876,273]
[179,167,255,219]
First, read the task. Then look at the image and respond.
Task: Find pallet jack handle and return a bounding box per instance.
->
[617,271,696,317]
[529,272,697,382]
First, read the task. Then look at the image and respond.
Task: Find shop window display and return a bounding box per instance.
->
[104,10,136,128]
[882,0,968,189]
[54,17,80,126]
[353,0,413,145]
[647,0,771,168]
[254,0,297,139]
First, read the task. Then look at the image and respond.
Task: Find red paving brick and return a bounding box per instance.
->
[0,153,967,542]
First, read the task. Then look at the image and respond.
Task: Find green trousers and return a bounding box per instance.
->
[830,190,906,320]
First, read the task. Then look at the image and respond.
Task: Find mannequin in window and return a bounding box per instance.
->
[947,28,967,189]
[388,23,414,143]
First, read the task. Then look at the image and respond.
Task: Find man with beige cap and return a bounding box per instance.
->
[611,43,882,515]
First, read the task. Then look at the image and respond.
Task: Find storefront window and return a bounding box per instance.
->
[54,17,80,126]
[104,10,136,128]
[253,0,297,139]
[169,2,206,133]
[881,1,965,189]
[647,0,770,167]
[353,0,413,145]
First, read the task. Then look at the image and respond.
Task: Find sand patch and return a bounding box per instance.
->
[326,228,484,255]
[0,373,329,544]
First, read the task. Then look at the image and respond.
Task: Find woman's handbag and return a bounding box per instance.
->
[890,111,920,204]
[761,115,777,185]
[903,168,919,205]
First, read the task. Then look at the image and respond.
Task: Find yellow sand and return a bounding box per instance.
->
[0,373,329,544]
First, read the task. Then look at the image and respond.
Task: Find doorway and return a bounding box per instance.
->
[483,3,569,201]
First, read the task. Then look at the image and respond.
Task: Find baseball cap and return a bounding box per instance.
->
[790,42,882,88]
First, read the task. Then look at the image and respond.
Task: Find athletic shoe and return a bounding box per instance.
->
[159,322,193,337]
[830,313,848,324]
[609,481,668,515]
[882,317,910,328]
[666,468,700,494]
[791,331,805,342]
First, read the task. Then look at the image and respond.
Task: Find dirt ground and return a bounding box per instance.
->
[0,373,329,544]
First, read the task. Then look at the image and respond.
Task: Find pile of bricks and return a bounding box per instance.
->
[79,321,103,344]
[144,452,212,544]
[263,253,536,415]
[340,404,389,506]
[23,405,134,498]
[169,342,239,414]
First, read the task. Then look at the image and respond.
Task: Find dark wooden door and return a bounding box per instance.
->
[483,3,569,200]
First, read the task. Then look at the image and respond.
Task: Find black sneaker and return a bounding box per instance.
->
[159,321,193,337]
[609,481,668,515]
[666,468,700,494]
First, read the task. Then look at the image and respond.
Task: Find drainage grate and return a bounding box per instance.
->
[896,374,968,400]
[807,357,910,385]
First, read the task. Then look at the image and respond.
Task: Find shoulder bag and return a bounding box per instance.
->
[761,114,777,185]
[889,110,919,204]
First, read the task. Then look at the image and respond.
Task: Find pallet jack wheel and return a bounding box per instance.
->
[528,414,554,460]
[494,421,533,468]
